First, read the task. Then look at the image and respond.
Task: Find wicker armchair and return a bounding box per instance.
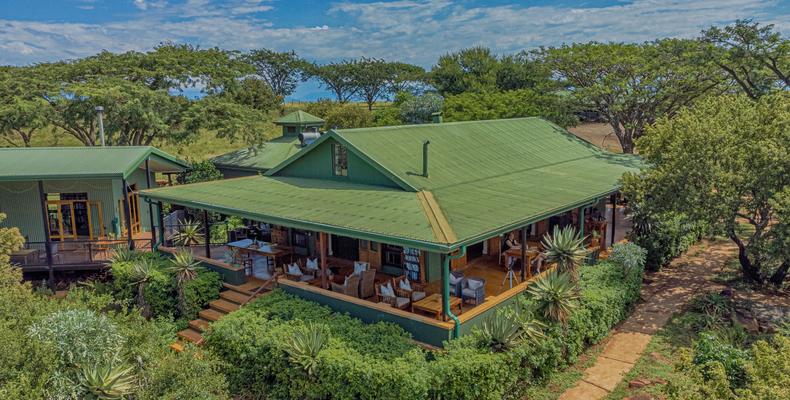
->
[392,275,427,303]
[331,275,360,297]
[375,281,409,309]
[461,277,486,306]
[358,269,376,299]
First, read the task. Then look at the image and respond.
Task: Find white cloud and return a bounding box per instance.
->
[0,0,787,67]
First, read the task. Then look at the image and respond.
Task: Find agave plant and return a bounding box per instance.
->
[171,218,205,246]
[481,312,524,352]
[510,301,547,343]
[129,258,154,318]
[78,362,136,400]
[284,323,328,376]
[541,226,588,283]
[108,246,139,264]
[526,270,579,324]
[170,249,202,317]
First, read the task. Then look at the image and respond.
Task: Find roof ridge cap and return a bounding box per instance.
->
[416,190,457,244]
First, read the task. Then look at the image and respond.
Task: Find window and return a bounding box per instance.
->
[332,143,348,177]
[286,126,296,134]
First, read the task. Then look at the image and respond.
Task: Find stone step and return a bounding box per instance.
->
[189,318,211,332]
[177,328,203,345]
[170,341,184,352]
[199,308,225,322]
[210,299,240,313]
[220,290,252,305]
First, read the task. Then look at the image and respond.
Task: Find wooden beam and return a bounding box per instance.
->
[38,181,54,289]
[319,232,328,289]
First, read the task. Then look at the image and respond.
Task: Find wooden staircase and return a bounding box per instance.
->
[170,278,274,352]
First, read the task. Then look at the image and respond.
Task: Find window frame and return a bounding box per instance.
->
[332,143,348,177]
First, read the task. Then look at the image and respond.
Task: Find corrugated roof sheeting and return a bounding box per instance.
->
[210,137,303,171]
[0,146,188,181]
[142,175,438,246]
[274,110,325,125]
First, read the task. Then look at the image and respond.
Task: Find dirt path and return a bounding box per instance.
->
[558,240,737,400]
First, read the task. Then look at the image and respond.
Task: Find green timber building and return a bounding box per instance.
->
[142,117,641,346]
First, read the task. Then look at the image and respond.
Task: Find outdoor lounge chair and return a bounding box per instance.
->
[375,281,409,310]
[331,274,360,297]
[285,262,316,282]
[393,275,427,303]
[449,271,465,297]
[461,277,486,306]
[358,269,376,299]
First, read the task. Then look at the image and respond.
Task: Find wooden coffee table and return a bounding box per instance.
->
[412,293,462,321]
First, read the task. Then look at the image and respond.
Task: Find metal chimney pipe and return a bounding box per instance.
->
[95,106,106,147]
[422,140,430,178]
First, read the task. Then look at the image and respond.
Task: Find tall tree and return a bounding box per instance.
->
[539,39,723,153]
[348,57,392,111]
[0,67,54,147]
[386,62,426,94]
[313,61,360,103]
[429,47,499,95]
[622,94,789,285]
[701,19,789,99]
[245,49,310,97]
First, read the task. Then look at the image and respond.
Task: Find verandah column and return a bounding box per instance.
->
[521,226,528,280]
[203,209,211,258]
[121,179,134,250]
[319,232,328,289]
[37,180,54,289]
[610,193,617,247]
[145,158,156,249]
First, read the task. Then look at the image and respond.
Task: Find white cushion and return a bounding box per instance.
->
[306,258,319,270]
[449,274,462,285]
[412,291,426,302]
[380,282,395,298]
[398,279,412,292]
[467,279,484,290]
[462,288,478,297]
[287,264,302,276]
[394,297,410,308]
[353,261,369,275]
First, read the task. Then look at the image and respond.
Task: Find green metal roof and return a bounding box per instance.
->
[274,110,325,125]
[210,137,303,172]
[0,146,189,182]
[142,118,642,252]
[141,176,441,250]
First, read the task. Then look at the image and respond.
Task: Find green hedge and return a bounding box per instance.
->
[109,253,222,321]
[205,259,644,399]
[632,211,707,270]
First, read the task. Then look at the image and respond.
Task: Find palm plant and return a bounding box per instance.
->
[526,269,579,324]
[171,218,204,246]
[78,362,136,400]
[129,258,153,318]
[284,323,328,376]
[481,312,524,352]
[170,249,202,317]
[541,226,588,283]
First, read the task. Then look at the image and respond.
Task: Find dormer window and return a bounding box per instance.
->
[332,143,348,177]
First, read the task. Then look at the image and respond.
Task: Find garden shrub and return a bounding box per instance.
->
[109,253,221,320]
[206,260,644,400]
[137,346,230,400]
[631,211,707,270]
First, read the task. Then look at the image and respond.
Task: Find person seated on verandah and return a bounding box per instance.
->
[504,232,521,266]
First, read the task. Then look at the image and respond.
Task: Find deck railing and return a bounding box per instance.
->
[11,238,152,269]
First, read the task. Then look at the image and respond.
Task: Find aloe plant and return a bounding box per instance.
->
[526,269,579,324]
[481,313,524,352]
[541,226,588,283]
[170,249,202,317]
[129,258,154,318]
[171,218,204,246]
[108,246,139,264]
[78,362,136,399]
[284,323,328,376]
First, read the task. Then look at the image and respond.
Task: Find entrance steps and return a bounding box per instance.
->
[170,278,273,352]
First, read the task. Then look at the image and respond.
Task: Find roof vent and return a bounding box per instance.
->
[298,131,321,147]
[422,140,430,178]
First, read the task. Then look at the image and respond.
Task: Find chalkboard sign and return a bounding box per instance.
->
[402,247,421,282]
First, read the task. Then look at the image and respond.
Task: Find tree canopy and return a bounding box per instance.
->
[245,49,310,97]
[622,93,790,285]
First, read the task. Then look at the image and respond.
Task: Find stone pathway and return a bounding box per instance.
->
[558,240,736,400]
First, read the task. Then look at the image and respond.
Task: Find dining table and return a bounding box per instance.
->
[226,239,291,268]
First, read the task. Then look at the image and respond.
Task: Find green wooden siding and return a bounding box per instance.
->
[0,170,157,243]
[276,138,401,188]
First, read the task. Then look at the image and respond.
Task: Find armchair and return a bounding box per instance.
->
[461,277,486,306]
[393,275,427,303]
[375,281,409,309]
[449,271,465,297]
[285,262,316,282]
[358,269,376,299]
[331,274,360,297]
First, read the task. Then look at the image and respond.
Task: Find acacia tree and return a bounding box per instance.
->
[429,46,500,95]
[622,94,789,285]
[539,39,723,153]
[312,61,360,103]
[245,49,310,97]
[349,57,392,111]
[702,19,789,99]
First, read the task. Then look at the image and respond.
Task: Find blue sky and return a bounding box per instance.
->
[1,0,788,100]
